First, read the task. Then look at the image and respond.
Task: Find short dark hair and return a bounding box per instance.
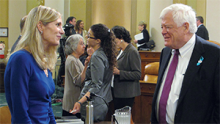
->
[111,26,131,43]
[66,16,76,24]
[196,16,204,23]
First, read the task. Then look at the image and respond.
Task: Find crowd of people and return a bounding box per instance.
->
[4,3,219,124]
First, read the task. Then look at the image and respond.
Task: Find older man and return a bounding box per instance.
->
[151,3,219,124]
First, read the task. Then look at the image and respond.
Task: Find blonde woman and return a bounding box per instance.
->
[134,21,150,50]
[4,6,64,123]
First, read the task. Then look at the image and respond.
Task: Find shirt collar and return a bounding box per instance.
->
[171,34,196,57]
[198,24,203,28]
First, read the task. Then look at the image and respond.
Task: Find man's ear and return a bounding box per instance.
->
[37,21,43,32]
[183,22,190,33]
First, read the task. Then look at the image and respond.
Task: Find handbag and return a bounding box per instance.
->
[146,40,155,49]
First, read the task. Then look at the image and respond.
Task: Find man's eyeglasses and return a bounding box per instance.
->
[86,35,96,39]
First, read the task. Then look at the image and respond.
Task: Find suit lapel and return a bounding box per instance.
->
[117,44,131,60]
[117,50,125,60]
[177,36,205,106]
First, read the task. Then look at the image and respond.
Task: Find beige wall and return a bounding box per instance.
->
[136,0,150,32]
[0,0,8,57]
[70,0,87,30]
[8,0,26,52]
[91,0,131,31]
[149,0,173,52]
[206,0,220,42]
[27,0,43,14]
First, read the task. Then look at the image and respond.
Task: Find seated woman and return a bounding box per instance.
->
[62,34,90,118]
[134,21,150,50]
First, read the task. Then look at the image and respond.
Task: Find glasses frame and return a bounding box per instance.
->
[86,35,97,39]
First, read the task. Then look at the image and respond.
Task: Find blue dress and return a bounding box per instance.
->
[4,50,56,124]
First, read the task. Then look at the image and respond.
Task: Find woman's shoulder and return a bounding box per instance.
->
[7,50,35,68]
[91,48,107,61]
[127,44,138,51]
[10,50,33,61]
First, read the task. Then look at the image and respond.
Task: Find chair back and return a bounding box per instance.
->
[207,40,220,46]
[143,62,159,83]
[0,106,11,124]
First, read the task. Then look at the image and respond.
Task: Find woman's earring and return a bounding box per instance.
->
[121,40,123,42]
[40,31,43,34]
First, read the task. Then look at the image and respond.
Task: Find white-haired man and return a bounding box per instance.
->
[151,3,219,124]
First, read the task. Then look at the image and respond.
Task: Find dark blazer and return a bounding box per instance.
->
[138,29,150,50]
[113,44,141,98]
[151,36,220,123]
[196,24,209,40]
[10,35,21,53]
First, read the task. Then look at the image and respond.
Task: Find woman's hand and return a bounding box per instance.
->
[113,67,120,75]
[69,102,81,114]
[134,40,138,43]
[84,55,91,66]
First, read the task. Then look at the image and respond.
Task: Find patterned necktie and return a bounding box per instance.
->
[159,49,179,124]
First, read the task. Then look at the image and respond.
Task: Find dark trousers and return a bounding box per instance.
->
[111,87,135,110]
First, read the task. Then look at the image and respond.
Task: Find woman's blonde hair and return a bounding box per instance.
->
[8,5,61,71]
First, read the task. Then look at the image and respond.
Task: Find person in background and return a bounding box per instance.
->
[112,26,141,124]
[70,24,117,122]
[196,16,209,40]
[134,21,150,50]
[4,5,64,123]
[56,23,75,87]
[65,16,76,34]
[79,45,88,65]
[62,34,89,118]
[75,20,88,44]
[151,3,219,123]
[10,15,27,53]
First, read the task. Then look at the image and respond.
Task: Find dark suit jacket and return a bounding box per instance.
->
[113,44,141,98]
[10,35,21,53]
[196,24,209,40]
[151,36,220,123]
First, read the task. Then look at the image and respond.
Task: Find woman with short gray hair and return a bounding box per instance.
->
[62,34,89,118]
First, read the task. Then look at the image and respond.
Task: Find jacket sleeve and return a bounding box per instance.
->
[138,29,150,44]
[67,58,83,87]
[8,55,32,123]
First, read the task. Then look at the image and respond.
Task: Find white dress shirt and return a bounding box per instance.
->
[111,50,123,87]
[156,34,196,123]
